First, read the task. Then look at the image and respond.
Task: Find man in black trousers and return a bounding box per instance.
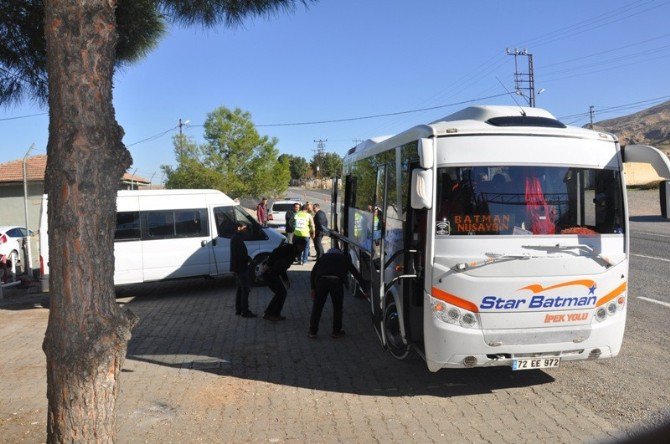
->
[231,222,256,318]
[308,247,363,338]
[262,243,296,321]
[312,203,328,260]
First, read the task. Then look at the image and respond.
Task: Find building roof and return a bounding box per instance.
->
[0,154,149,184]
[0,154,47,182]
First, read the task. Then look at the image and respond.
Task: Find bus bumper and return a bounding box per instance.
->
[424,307,626,372]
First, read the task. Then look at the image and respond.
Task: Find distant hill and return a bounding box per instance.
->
[589,99,670,154]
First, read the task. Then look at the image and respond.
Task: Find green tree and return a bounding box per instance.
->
[0,1,313,441]
[312,151,343,178]
[279,154,309,181]
[164,107,290,198]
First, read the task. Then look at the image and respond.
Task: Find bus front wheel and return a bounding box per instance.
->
[384,301,410,360]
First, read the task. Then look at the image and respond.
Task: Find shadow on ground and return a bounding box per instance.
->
[122,271,554,398]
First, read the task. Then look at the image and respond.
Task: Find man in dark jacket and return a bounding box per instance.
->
[308,248,363,338]
[262,243,296,321]
[313,203,329,260]
[231,222,256,318]
[284,202,300,244]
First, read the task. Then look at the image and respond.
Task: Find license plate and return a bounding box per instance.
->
[512,357,560,371]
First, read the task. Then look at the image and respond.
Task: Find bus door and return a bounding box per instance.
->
[404,163,426,347]
[330,177,340,249]
[371,165,387,338]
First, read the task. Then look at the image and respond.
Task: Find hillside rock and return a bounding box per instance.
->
[589,99,670,153]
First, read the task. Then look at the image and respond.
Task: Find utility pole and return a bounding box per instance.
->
[506,48,536,107]
[22,144,35,278]
[313,139,327,179]
[589,105,595,129]
[178,118,189,159]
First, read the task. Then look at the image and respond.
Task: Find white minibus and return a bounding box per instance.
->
[39,189,285,291]
[330,105,670,372]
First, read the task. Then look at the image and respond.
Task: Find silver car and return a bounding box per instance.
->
[266,199,302,233]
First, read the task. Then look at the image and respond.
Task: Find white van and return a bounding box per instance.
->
[39,189,285,291]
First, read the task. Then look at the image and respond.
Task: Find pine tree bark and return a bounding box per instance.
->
[42,1,137,441]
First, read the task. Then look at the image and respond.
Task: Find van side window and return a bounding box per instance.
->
[115,212,141,241]
[214,207,237,238]
[142,209,210,240]
[175,209,209,237]
[144,211,175,238]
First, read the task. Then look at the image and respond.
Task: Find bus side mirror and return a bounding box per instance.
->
[622,145,670,219]
[661,180,670,219]
[418,138,434,169]
[411,169,433,209]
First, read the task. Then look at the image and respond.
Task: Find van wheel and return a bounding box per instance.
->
[384,301,410,360]
[251,253,269,286]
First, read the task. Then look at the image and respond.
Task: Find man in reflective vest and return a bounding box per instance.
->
[292,204,315,265]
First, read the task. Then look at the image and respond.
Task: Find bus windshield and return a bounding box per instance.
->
[435,166,625,236]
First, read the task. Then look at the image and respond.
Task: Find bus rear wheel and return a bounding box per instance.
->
[384,301,410,360]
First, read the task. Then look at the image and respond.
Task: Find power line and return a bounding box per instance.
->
[517,0,667,49]
[539,32,670,69]
[557,94,670,120]
[0,111,48,122]
[539,52,670,84]
[254,92,510,127]
[126,125,178,147]
[540,43,670,78]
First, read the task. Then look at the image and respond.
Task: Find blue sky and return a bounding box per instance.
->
[1,0,669,183]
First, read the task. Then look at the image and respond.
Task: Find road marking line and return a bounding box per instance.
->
[637,297,670,308]
[631,253,670,263]
[632,231,670,239]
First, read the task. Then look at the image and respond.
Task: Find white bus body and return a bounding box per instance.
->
[39,189,285,291]
[331,105,670,372]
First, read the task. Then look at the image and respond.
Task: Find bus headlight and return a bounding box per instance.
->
[432,299,478,327]
[460,312,477,328]
[595,307,607,322]
[446,308,461,324]
[607,302,617,315]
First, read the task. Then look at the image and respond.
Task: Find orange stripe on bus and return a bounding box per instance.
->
[432,288,479,313]
[596,282,627,307]
[519,279,595,294]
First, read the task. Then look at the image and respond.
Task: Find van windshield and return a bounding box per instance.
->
[435,166,625,236]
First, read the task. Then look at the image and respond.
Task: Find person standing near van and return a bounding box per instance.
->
[256,198,268,227]
[293,204,315,265]
[284,202,300,244]
[313,203,328,260]
[303,202,315,259]
[262,243,295,321]
[231,222,256,318]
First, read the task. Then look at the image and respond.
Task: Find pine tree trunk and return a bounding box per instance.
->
[42,1,137,441]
